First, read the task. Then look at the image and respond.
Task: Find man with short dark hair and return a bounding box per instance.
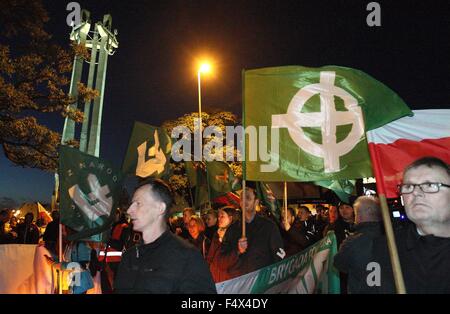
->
[227,182,284,278]
[16,212,39,244]
[373,156,450,293]
[114,179,216,293]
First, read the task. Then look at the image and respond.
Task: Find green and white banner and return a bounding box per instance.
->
[59,146,123,242]
[244,65,412,182]
[122,121,172,179]
[216,232,340,294]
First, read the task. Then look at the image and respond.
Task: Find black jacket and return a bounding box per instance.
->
[114,231,217,294]
[333,222,384,294]
[227,215,284,278]
[324,218,354,248]
[279,219,309,257]
[372,223,450,294]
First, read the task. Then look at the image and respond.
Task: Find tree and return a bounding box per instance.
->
[0,0,95,171]
[162,110,242,197]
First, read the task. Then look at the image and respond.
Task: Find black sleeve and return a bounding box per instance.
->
[177,250,217,294]
[269,223,285,261]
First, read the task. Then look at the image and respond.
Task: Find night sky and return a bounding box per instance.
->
[1,0,449,207]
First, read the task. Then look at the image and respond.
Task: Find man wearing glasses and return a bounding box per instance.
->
[373,156,450,293]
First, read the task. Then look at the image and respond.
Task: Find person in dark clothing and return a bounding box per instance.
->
[323,202,355,294]
[323,203,355,248]
[314,204,329,235]
[187,215,211,258]
[114,179,216,294]
[334,196,384,294]
[204,209,218,241]
[206,206,239,283]
[16,212,40,244]
[371,157,450,293]
[0,210,15,244]
[177,207,196,240]
[297,206,322,245]
[42,210,60,257]
[279,207,309,257]
[226,183,285,278]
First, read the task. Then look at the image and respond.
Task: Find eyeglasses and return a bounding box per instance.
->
[398,182,450,194]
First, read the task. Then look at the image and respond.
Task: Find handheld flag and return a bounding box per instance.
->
[205,161,234,199]
[367,109,450,198]
[59,146,123,242]
[244,65,412,182]
[122,121,172,179]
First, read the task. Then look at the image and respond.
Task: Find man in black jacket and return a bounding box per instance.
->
[372,157,450,293]
[333,195,383,294]
[114,179,216,294]
[227,182,285,278]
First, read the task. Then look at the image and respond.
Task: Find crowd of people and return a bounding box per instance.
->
[1,156,449,294]
[0,211,59,245]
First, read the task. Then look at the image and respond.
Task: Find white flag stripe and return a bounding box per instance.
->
[99,251,122,257]
[367,109,450,144]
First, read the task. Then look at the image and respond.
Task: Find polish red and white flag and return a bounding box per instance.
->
[367,109,450,198]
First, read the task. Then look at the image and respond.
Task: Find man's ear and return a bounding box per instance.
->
[157,202,167,217]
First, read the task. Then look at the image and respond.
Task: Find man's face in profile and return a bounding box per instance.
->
[128,186,161,233]
[403,165,450,228]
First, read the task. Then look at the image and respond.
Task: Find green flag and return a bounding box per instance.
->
[185,161,209,209]
[256,181,281,221]
[122,121,172,179]
[184,161,197,187]
[315,179,355,203]
[205,161,234,199]
[244,65,412,182]
[195,164,210,209]
[59,146,123,242]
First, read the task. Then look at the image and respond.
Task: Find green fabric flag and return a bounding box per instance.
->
[244,65,412,182]
[195,165,210,209]
[59,146,123,242]
[185,161,209,209]
[122,121,172,179]
[315,179,355,203]
[205,161,234,199]
[256,182,281,221]
[184,161,197,187]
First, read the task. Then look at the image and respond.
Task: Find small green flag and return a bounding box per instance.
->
[59,146,123,242]
[256,182,281,220]
[122,121,172,179]
[315,179,355,203]
[184,161,198,187]
[205,161,234,199]
[195,164,210,209]
[185,161,209,209]
[244,65,412,182]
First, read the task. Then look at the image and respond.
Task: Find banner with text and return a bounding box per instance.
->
[216,232,340,294]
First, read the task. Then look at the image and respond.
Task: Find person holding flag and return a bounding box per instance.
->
[226,181,285,278]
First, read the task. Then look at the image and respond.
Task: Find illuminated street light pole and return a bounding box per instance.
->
[197,63,211,130]
[196,62,211,160]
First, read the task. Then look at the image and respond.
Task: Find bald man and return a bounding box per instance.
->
[333,196,384,294]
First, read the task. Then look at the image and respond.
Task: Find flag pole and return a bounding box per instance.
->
[241,69,247,239]
[283,181,288,226]
[368,144,406,294]
[242,180,246,238]
[58,222,62,294]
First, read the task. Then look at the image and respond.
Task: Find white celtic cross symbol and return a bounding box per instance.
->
[272,71,364,173]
